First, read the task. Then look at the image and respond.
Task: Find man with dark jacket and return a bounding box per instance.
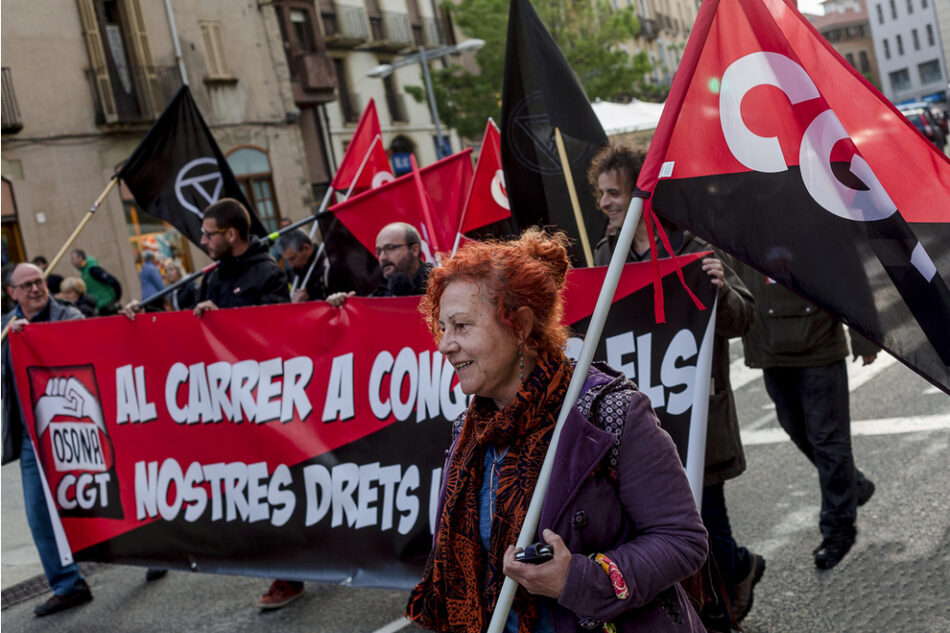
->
[194,199,300,608]
[589,142,764,628]
[2,263,92,617]
[737,267,878,570]
[277,229,350,303]
[193,198,289,316]
[326,222,432,307]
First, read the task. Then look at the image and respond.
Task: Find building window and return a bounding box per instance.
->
[883,38,890,59]
[889,67,910,92]
[919,59,942,84]
[382,73,408,123]
[1,177,26,274]
[226,147,282,233]
[199,21,232,79]
[889,0,896,19]
[289,8,316,51]
[906,0,913,13]
[76,0,176,124]
[876,4,884,23]
[912,28,920,50]
[846,52,856,67]
[119,180,193,275]
[859,50,870,73]
[333,58,360,123]
[927,24,935,46]
[896,34,904,55]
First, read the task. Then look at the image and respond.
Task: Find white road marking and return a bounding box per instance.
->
[845,352,897,390]
[742,413,950,446]
[370,617,413,633]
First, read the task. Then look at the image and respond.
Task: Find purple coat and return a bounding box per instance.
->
[438,365,707,632]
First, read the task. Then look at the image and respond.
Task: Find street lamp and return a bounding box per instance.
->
[367,38,486,159]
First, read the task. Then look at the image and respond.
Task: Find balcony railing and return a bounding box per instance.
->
[85,65,182,126]
[2,67,23,134]
[322,4,369,47]
[423,17,446,48]
[367,11,413,51]
[639,17,659,41]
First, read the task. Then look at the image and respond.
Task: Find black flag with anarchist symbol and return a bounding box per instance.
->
[118,86,267,247]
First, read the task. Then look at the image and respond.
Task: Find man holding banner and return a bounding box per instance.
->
[327,223,432,307]
[2,264,92,617]
[193,200,289,316]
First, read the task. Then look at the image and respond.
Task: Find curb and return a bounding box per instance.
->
[1,563,109,610]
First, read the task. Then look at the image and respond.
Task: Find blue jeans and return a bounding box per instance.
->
[20,434,84,595]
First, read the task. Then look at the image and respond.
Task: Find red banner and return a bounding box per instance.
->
[9,255,714,588]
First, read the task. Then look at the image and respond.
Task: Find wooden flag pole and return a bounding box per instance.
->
[1,177,119,343]
[486,196,644,633]
[553,127,594,267]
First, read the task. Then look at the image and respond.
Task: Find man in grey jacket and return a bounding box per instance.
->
[2,263,91,616]
[737,268,878,570]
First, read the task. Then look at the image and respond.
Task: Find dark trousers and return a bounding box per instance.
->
[702,481,751,599]
[763,361,866,539]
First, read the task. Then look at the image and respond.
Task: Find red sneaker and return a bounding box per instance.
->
[257,579,304,610]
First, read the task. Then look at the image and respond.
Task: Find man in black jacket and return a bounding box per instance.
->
[194,199,289,316]
[277,229,350,303]
[2,263,92,617]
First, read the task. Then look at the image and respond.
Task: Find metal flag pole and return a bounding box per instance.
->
[290,187,334,296]
[553,127,595,267]
[1,177,119,343]
[138,210,333,309]
[486,195,644,633]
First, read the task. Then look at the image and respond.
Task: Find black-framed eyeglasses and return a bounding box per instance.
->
[375,243,409,256]
[200,228,227,239]
[14,279,45,291]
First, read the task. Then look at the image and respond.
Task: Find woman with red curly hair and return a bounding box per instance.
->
[406,229,707,633]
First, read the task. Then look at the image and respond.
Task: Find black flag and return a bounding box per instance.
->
[118,86,266,247]
[499,0,608,267]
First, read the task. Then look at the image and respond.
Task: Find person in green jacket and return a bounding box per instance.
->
[69,250,121,315]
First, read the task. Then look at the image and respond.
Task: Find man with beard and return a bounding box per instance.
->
[326,222,432,307]
[193,199,289,315]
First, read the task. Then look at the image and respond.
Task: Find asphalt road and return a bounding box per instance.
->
[3,341,949,632]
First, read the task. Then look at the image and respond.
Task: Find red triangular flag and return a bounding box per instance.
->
[330,99,394,195]
[635,0,950,394]
[459,120,511,234]
[329,150,473,260]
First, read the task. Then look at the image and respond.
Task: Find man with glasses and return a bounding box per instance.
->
[192,198,289,316]
[2,263,92,617]
[327,222,432,307]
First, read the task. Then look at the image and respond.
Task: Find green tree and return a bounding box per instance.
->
[405,0,657,140]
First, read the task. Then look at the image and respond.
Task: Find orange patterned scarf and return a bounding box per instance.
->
[407,351,572,633]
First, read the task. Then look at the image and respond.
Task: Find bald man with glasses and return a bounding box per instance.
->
[327,222,432,307]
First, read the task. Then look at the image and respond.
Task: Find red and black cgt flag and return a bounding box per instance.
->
[636,0,950,394]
